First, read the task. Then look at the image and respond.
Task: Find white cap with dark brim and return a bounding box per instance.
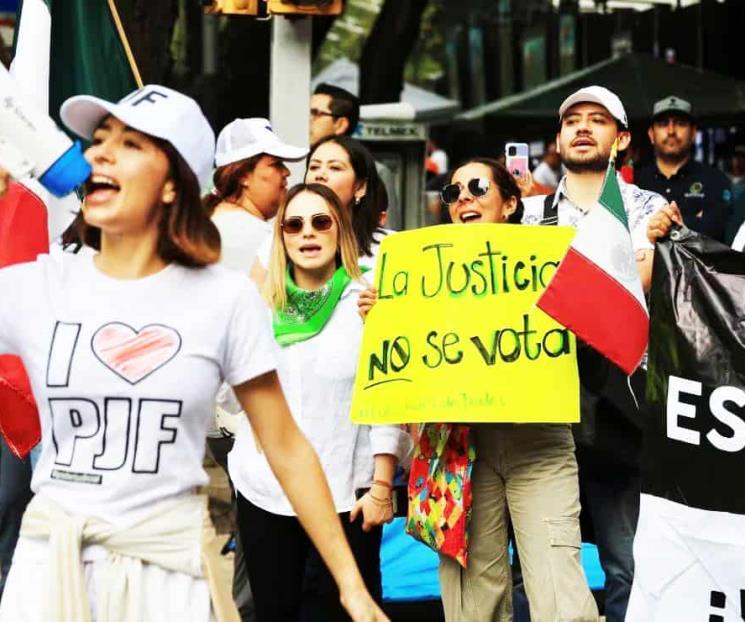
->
[60,85,216,190]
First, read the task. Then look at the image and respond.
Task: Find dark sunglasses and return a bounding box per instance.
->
[281,213,335,235]
[440,178,491,205]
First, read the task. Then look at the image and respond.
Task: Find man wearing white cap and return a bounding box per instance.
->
[520,86,667,622]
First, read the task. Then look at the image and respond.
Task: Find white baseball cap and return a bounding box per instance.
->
[558,86,628,128]
[60,85,216,189]
[215,118,308,168]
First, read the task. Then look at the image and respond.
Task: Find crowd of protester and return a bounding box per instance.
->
[0,75,742,622]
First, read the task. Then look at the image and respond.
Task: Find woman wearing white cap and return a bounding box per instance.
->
[0,85,388,622]
[204,118,308,276]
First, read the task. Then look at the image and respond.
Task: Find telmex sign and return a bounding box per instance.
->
[356,122,426,141]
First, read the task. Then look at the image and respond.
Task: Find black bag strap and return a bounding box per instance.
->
[542,193,558,226]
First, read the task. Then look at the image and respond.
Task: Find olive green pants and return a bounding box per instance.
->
[439,424,599,622]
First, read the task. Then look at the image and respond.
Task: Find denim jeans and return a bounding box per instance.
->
[579,475,639,622]
[0,436,32,596]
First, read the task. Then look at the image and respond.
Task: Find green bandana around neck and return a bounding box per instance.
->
[273,265,353,347]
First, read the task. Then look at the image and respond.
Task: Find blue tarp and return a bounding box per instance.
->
[381,518,606,602]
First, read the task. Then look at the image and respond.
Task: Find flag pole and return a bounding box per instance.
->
[106,0,144,89]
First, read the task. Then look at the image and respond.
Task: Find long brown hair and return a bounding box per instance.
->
[75,139,221,267]
[202,155,262,215]
[264,183,362,311]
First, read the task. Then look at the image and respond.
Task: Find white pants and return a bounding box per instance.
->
[0,536,213,622]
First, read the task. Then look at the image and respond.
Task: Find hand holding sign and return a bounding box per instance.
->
[351,224,579,425]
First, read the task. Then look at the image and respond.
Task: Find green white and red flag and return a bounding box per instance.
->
[537,142,648,375]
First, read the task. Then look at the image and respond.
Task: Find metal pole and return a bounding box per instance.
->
[270,16,312,185]
[202,14,218,76]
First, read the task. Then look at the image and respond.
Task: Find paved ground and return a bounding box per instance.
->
[202,458,236,584]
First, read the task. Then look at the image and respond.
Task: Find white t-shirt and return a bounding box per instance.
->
[228,278,409,516]
[212,209,273,274]
[0,252,277,526]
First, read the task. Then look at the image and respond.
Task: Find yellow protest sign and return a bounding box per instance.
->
[351,224,579,424]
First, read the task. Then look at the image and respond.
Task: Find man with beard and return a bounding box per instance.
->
[517,86,667,622]
[636,96,732,243]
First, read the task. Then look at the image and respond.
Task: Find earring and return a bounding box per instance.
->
[354,196,361,205]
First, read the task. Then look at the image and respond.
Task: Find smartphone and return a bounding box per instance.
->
[505,142,530,178]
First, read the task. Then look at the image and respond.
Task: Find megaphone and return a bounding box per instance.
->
[0,63,91,197]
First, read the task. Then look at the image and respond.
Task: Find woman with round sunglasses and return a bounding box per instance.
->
[253,136,389,283]
[360,158,598,622]
[228,183,409,621]
[0,86,387,622]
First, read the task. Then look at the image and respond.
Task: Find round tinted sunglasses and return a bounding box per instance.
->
[281,213,335,235]
[440,178,491,205]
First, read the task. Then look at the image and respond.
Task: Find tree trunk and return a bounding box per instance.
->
[359,0,429,104]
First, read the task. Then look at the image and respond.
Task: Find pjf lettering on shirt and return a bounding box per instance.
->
[667,375,745,453]
[45,319,186,482]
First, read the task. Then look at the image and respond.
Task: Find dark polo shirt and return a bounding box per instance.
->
[635,159,733,243]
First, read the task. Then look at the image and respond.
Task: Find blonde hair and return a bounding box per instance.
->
[264,183,362,311]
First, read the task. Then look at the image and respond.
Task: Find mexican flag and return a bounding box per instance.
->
[537,143,648,375]
[0,0,140,457]
[13,0,141,126]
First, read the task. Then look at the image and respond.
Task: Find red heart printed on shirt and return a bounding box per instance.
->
[91,323,182,385]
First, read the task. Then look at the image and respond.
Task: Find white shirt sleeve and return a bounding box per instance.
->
[368,424,413,463]
[224,280,278,387]
[623,182,666,253]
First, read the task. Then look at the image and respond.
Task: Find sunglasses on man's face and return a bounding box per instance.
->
[281,213,335,235]
[440,178,491,205]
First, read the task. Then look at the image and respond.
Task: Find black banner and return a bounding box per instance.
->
[644,227,745,514]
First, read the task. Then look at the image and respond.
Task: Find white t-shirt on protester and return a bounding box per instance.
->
[212,209,273,273]
[0,252,277,526]
[228,278,410,516]
[210,209,273,438]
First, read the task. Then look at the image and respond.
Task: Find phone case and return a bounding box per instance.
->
[505,142,529,178]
